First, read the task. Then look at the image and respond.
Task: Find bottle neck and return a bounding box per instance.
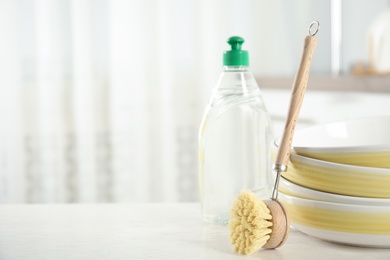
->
[215,65,259,94]
[223,66,249,72]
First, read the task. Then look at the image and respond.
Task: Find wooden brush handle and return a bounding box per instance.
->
[275,35,317,168]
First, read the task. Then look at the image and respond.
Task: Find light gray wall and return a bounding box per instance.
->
[249,0,390,76]
[341,0,390,74]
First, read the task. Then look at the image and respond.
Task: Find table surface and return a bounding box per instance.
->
[0,203,389,260]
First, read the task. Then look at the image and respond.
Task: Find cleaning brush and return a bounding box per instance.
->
[229,21,320,255]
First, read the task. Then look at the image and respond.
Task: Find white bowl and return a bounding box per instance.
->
[289,115,390,168]
[279,192,390,248]
[279,176,390,206]
[282,153,390,198]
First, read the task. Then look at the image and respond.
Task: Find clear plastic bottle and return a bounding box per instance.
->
[198,36,273,225]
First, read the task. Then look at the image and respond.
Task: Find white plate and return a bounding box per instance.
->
[292,115,390,151]
[293,224,390,248]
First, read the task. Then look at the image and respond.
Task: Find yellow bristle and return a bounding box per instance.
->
[228,191,272,255]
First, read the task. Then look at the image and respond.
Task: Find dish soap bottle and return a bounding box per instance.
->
[198,36,273,225]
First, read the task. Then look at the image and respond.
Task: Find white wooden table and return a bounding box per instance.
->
[0,203,389,259]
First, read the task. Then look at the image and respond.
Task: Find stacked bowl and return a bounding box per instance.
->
[276,115,390,247]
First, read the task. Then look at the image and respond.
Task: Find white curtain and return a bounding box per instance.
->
[0,0,321,203]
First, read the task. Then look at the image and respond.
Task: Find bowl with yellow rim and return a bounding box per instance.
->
[281,153,390,198]
[279,192,390,247]
[288,116,390,168]
[279,176,390,205]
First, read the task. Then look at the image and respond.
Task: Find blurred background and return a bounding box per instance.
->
[1,0,390,203]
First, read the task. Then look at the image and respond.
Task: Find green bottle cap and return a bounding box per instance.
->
[223,36,249,66]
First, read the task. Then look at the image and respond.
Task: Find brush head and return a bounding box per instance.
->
[229,191,290,255]
[228,191,272,255]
